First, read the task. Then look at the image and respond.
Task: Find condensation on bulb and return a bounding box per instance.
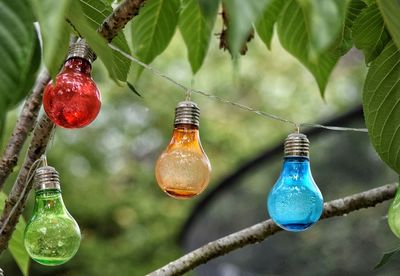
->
[24,190,81,266]
[24,189,81,266]
[268,157,323,231]
[267,133,323,232]
[155,124,211,199]
[43,40,100,129]
[43,58,101,129]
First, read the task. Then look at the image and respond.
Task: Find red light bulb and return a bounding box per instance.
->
[43,40,101,129]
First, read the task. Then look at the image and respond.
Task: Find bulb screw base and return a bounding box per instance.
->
[284,133,310,158]
[66,38,96,64]
[34,166,61,191]
[174,101,200,127]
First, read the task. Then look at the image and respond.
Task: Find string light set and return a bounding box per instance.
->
[13,39,393,267]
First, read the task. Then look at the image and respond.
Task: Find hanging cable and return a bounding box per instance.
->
[108,44,368,133]
[0,156,47,234]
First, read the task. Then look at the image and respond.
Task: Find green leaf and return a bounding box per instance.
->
[277,0,338,94]
[363,41,400,174]
[131,0,180,77]
[277,0,362,95]
[0,0,41,111]
[362,0,375,5]
[353,3,390,63]
[297,0,349,57]
[346,0,368,23]
[79,0,131,81]
[34,0,130,82]
[255,0,285,50]
[31,0,71,79]
[16,34,42,107]
[127,81,142,97]
[198,0,220,20]
[0,192,29,275]
[223,0,269,56]
[0,102,5,143]
[179,0,217,73]
[337,0,367,55]
[67,1,119,82]
[377,0,400,49]
[374,246,400,269]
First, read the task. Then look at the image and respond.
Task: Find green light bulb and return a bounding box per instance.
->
[24,166,81,266]
[388,184,400,238]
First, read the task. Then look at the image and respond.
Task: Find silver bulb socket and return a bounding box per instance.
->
[34,166,61,191]
[284,133,310,158]
[174,101,200,127]
[66,38,96,64]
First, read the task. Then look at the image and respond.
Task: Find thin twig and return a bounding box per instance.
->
[148,183,397,276]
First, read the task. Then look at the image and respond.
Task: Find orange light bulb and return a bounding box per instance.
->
[155,101,211,199]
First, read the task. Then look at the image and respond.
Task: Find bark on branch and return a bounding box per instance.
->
[0,115,54,252]
[148,183,398,276]
[98,0,147,42]
[0,0,146,253]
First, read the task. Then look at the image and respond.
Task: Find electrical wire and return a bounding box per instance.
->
[0,156,46,235]
[108,43,368,133]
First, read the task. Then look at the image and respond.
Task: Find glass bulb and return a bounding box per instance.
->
[267,133,323,232]
[43,41,101,129]
[388,185,400,238]
[24,167,81,266]
[156,123,211,199]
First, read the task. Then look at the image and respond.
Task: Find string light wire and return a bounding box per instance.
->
[109,44,368,133]
[0,156,46,235]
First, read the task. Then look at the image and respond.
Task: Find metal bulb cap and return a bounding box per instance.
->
[174,101,200,127]
[67,38,96,64]
[34,166,61,191]
[284,133,310,158]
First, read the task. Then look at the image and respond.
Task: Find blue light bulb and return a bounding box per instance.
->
[267,133,323,232]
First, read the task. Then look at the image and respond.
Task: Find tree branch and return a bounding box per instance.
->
[97,0,146,42]
[148,183,398,276]
[0,70,50,191]
[0,0,146,253]
[0,114,54,252]
[0,0,147,193]
[179,107,364,243]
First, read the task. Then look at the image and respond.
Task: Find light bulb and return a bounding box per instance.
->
[43,39,101,129]
[267,133,324,232]
[388,185,400,238]
[155,101,211,199]
[24,166,81,266]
